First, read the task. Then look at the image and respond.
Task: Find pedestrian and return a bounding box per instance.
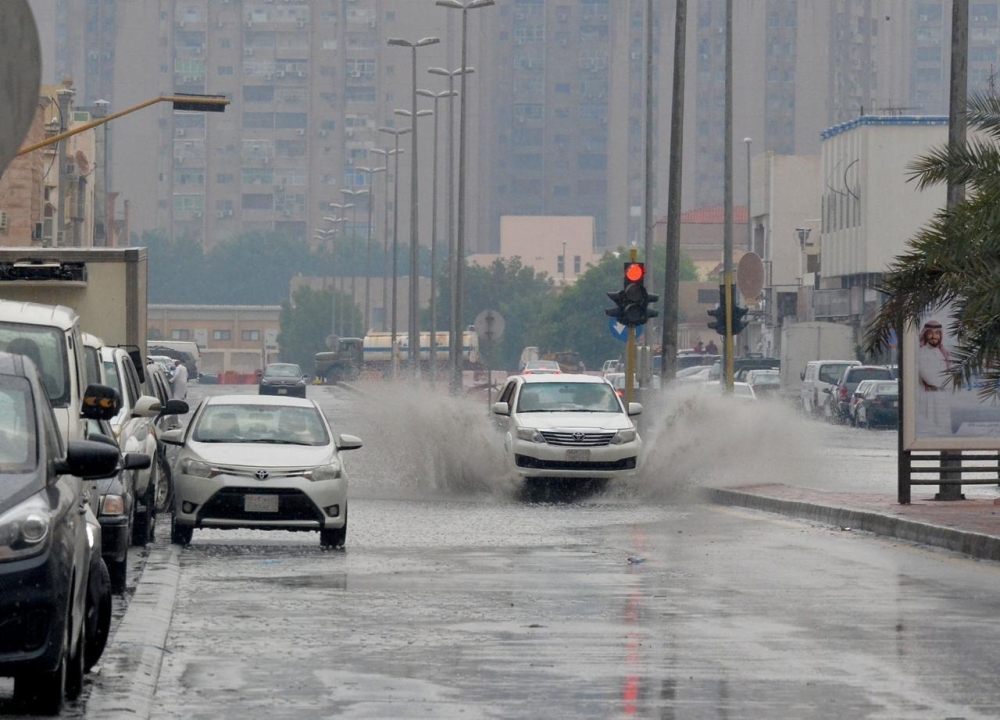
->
[169,358,189,401]
[705,339,718,355]
[693,340,705,354]
[916,318,952,435]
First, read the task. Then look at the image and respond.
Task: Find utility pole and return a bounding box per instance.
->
[55,87,74,247]
[640,0,655,389]
[660,0,686,386]
[723,0,735,393]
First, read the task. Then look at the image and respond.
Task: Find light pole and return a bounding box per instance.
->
[744,137,752,252]
[356,166,385,335]
[322,215,346,335]
[394,106,434,374]
[389,37,441,377]
[435,0,494,392]
[416,88,458,376]
[372,147,404,332]
[378,126,412,373]
[428,67,473,374]
[342,188,369,338]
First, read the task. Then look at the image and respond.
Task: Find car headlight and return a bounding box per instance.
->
[179,458,220,479]
[515,427,546,443]
[259,377,270,385]
[304,461,342,481]
[100,494,125,516]
[0,494,52,562]
[295,378,306,386]
[611,428,637,445]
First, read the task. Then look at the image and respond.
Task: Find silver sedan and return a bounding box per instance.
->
[160,394,361,548]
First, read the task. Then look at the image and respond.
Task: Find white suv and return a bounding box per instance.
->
[492,374,642,483]
[800,360,859,415]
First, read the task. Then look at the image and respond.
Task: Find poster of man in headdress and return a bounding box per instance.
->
[904,305,1000,449]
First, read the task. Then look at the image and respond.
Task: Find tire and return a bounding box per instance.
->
[131,481,155,546]
[84,558,112,673]
[153,449,173,515]
[171,514,194,546]
[108,550,127,595]
[15,614,67,714]
[319,506,347,548]
[65,616,85,701]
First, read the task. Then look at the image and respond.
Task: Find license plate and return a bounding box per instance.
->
[890,401,898,408]
[244,494,279,513]
[277,388,288,395]
[566,449,591,462]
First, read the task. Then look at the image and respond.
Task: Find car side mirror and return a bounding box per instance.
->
[81,384,121,421]
[57,439,122,480]
[491,401,510,416]
[122,452,152,471]
[159,428,185,446]
[160,399,189,416]
[627,402,643,416]
[132,395,163,419]
[336,433,363,451]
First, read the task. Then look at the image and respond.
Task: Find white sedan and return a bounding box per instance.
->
[160,395,361,548]
[492,374,642,482]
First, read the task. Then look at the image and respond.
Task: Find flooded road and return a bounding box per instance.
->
[136,384,1000,719]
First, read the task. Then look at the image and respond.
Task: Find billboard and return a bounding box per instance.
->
[903,305,1000,450]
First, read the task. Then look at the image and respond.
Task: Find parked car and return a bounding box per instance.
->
[258,362,308,398]
[745,369,781,398]
[855,380,900,428]
[161,394,362,548]
[605,371,661,397]
[147,341,200,380]
[601,359,621,376]
[826,365,896,423]
[491,374,642,485]
[521,360,562,375]
[0,352,120,714]
[144,361,189,513]
[847,379,880,426]
[732,381,758,401]
[800,360,860,415]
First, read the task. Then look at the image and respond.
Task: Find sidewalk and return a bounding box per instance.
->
[707,483,1000,562]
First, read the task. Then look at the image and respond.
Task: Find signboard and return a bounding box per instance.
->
[609,318,643,343]
[903,304,1000,450]
[474,309,505,343]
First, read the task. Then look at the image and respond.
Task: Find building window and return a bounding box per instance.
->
[212,329,232,341]
[242,330,261,342]
[171,329,191,340]
[573,256,581,274]
[557,255,565,275]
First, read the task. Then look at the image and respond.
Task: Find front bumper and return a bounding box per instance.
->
[510,437,640,479]
[0,547,69,676]
[173,472,347,531]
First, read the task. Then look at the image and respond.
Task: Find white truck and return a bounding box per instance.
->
[779,322,855,402]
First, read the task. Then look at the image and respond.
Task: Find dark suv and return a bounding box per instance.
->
[828,365,895,423]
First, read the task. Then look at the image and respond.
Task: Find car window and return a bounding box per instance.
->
[193,404,329,445]
[871,381,898,395]
[84,346,102,388]
[264,364,303,378]
[517,382,620,413]
[103,358,121,396]
[0,324,71,407]
[0,377,36,472]
[498,381,516,405]
[121,355,143,405]
[818,364,852,385]
[848,368,893,384]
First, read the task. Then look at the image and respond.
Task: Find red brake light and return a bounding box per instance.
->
[839,386,848,400]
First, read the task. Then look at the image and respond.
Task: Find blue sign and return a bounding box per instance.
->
[888,328,898,349]
[609,318,644,343]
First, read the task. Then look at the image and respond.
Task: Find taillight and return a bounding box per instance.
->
[839,386,848,401]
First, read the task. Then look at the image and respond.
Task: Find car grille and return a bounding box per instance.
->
[198,487,323,523]
[515,455,637,471]
[539,430,616,447]
[212,466,306,480]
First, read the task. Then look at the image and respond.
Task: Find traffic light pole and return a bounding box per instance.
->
[724,274,734,393]
[625,248,638,405]
[722,0,735,394]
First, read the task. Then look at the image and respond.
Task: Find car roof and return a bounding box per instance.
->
[0,300,78,330]
[520,373,606,385]
[82,332,105,349]
[204,394,315,408]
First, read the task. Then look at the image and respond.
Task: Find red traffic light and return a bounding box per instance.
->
[624,262,645,283]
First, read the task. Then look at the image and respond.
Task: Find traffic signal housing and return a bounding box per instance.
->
[606,262,659,328]
[732,304,749,335]
[707,284,727,335]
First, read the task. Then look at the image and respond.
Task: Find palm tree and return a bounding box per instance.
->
[866,91,1000,398]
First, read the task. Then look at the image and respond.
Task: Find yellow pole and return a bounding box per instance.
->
[724,271,734,393]
[17,95,229,157]
[625,247,638,405]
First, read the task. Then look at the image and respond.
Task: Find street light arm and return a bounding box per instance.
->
[428,66,475,77]
[16,93,229,157]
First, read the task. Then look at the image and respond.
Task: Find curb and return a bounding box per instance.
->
[705,487,1000,563]
[85,543,181,719]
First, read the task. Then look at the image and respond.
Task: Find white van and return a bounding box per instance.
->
[800,360,860,415]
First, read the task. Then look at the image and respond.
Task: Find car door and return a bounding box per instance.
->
[116,353,158,498]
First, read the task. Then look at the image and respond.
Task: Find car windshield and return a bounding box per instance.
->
[517,381,621,413]
[103,359,121,395]
[734,383,754,398]
[264,364,303,378]
[0,377,36,473]
[872,382,899,395]
[193,404,329,445]
[524,361,560,372]
[849,368,894,384]
[0,324,71,408]
[819,364,853,385]
[751,374,780,385]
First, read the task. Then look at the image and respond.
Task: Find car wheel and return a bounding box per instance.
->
[14,619,67,714]
[131,481,155,546]
[84,557,112,673]
[65,615,85,701]
[108,549,127,595]
[319,506,347,548]
[153,450,173,515]
[171,514,194,546]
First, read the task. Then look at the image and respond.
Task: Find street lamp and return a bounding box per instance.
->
[356,166,385,334]
[389,37,441,376]
[323,215,346,335]
[744,137,752,252]
[428,66,474,373]
[378,126,412,373]
[416,88,458,375]
[372,148,403,331]
[342,188,369,338]
[435,0,495,391]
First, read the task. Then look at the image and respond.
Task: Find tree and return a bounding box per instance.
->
[866,92,1000,397]
[277,286,362,371]
[136,230,209,304]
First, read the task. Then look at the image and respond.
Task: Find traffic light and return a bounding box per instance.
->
[605,289,626,324]
[732,304,749,335]
[707,284,727,335]
[607,262,659,327]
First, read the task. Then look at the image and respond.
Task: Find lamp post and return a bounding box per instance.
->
[416,88,457,376]
[378,126,412,374]
[389,37,441,377]
[428,67,473,374]
[322,215,346,335]
[744,137,752,253]
[341,188,369,338]
[435,0,494,392]
[394,106,434,375]
[372,147,404,332]
[356,166,385,334]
